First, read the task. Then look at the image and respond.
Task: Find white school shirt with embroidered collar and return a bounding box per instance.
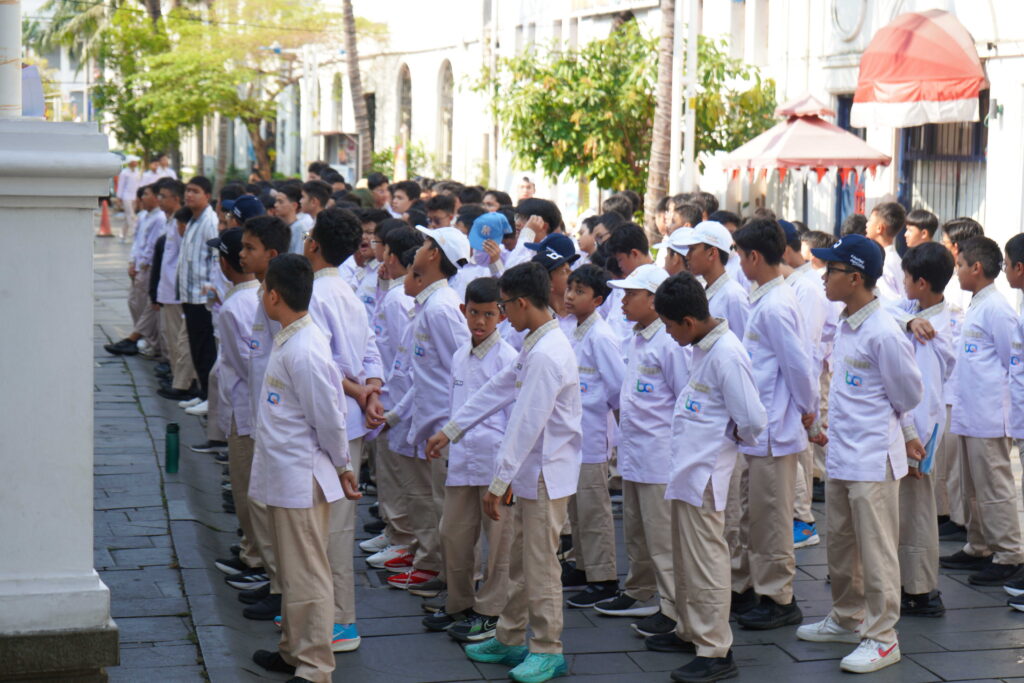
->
[951,284,1017,438]
[339,254,360,288]
[877,244,906,302]
[666,320,767,510]
[156,216,183,305]
[827,299,923,481]
[571,312,625,464]
[353,258,380,320]
[247,286,283,421]
[601,286,636,344]
[138,209,168,268]
[249,315,349,508]
[129,209,149,264]
[939,280,967,405]
[386,320,417,457]
[740,276,817,457]
[374,276,413,380]
[288,213,314,254]
[786,262,831,369]
[446,331,519,486]
[214,280,260,436]
[385,279,471,448]
[442,319,582,500]
[175,205,219,304]
[725,251,752,292]
[308,268,384,441]
[618,318,691,484]
[705,271,750,340]
[1009,313,1024,439]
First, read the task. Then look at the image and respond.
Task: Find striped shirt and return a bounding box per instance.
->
[175,205,219,304]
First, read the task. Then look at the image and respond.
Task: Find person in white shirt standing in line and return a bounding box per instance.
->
[248,254,362,683]
[1000,234,1024,607]
[798,234,923,674]
[273,183,313,254]
[728,219,820,632]
[645,272,767,683]
[115,157,141,242]
[427,261,583,683]
[866,202,907,302]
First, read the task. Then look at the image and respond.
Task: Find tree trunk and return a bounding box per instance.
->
[643,0,674,242]
[245,120,272,181]
[213,113,230,195]
[342,0,372,178]
[140,0,162,24]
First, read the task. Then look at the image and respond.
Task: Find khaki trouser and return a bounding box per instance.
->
[160,304,196,391]
[898,470,939,594]
[733,452,798,604]
[393,453,443,573]
[129,268,159,347]
[442,485,514,616]
[826,471,900,644]
[496,476,568,654]
[725,456,749,592]
[227,418,260,569]
[960,435,1024,564]
[206,368,226,442]
[375,439,416,547]
[935,407,964,523]
[121,200,137,241]
[327,437,361,625]
[672,486,732,658]
[622,481,676,620]
[568,461,617,583]
[250,497,280,593]
[793,449,815,524]
[270,483,335,683]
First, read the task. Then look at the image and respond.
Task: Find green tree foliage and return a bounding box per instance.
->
[370,141,438,180]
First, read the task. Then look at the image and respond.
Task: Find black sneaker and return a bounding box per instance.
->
[969,562,1023,586]
[729,588,758,617]
[644,631,695,653]
[567,581,619,608]
[736,596,803,630]
[214,452,229,463]
[1004,575,1024,597]
[214,556,248,575]
[421,590,448,614]
[243,593,282,621]
[422,609,465,632]
[938,520,967,541]
[631,610,676,637]
[238,583,270,605]
[229,544,242,557]
[1009,594,1024,612]
[154,361,171,375]
[939,550,990,570]
[157,386,197,401]
[670,651,737,683]
[363,518,386,534]
[408,578,446,599]
[105,338,139,356]
[901,589,945,617]
[226,567,269,590]
[560,561,588,590]
[191,440,228,454]
[448,611,499,642]
[252,649,295,674]
[811,478,825,503]
[369,502,381,519]
[593,591,660,618]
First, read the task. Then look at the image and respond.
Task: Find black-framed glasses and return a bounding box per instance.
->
[825,264,858,276]
[497,297,519,314]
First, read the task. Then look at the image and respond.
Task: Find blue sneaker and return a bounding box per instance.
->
[332,623,361,652]
[464,637,529,665]
[794,520,820,549]
[509,653,568,682]
[273,615,282,631]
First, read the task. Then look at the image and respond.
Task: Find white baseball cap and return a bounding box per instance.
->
[675,221,734,253]
[653,227,695,256]
[608,263,670,293]
[416,226,470,267]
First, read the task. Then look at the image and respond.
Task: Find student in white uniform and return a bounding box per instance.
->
[427,261,582,683]
[644,272,767,683]
[939,236,1024,584]
[603,224,657,342]
[676,221,749,338]
[594,264,690,640]
[249,254,362,683]
[654,227,693,277]
[867,202,907,302]
[799,234,923,674]
[1001,234,1024,607]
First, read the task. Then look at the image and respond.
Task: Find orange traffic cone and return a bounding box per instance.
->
[97,199,114,238]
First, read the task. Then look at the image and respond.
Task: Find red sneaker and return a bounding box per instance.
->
[386,569,439,590]
[382,550,414,573]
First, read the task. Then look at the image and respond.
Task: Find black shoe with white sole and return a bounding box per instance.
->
[1008,594,1024,612]
[214,556,248,575]
[632,610,676,637]
[226,567,269,590]
[238,583,271,605]
[670,652,737,683]
[939,550,990,571]
[191,440,228,454]
[644,631,695,653]
[969,562,1022,586]
[729,588,758,617]
[252,649,294,674]
[736,596,803,630]
[1004,575,1024,597]
[105,338,139,356]
[243,593,282,621]
[560,561,588,590]
[566,581,619,608]
[593,592,660,617]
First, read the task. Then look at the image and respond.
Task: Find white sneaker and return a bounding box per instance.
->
[840,639,901,673]
[359,534,390,554]
[185,400,209,416]
[366,545,408,569]
[796,616,861,643]
[178,397,202,409]
[136,339,157,357]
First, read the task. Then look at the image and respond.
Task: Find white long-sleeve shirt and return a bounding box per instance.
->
[951,284,1017,438]
[116,168,140,203]
[618,319,691,484]
[247,289,282,420]
[740,276,817,457]
[827,299,923,481]
[156,216,182,305]
[374,276,414,378]
[705,272,749,340]
[877,244,906,302]
[249,315,349,508]
[787,262,830,368]
[214,280,260,436]
[175,205,219,304]
[136,209,168,268]
[443,319,582,500]
[288,213,314,254]
[571,312,625,464]
[1009,314,1024,439]
[446,331,518,486]
[665,320,767,510]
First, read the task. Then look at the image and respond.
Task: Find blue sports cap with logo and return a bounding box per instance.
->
[810,233,883,280]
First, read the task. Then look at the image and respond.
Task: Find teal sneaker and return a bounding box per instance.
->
[332,623,361,652]
[509,653,568,682]
[464,637,529,665]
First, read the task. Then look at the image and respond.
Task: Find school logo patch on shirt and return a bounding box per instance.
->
[964,343,979,354]
[266,392,281,405]
[579,382,589,393]
[1012,355,1022,367]
[414,344,426,357]
[249,339,261,350]
[684,395,701,413]
[844,370,863,387]
[635,379,655,393]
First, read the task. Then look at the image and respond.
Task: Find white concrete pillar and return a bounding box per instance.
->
[0,0,22,118]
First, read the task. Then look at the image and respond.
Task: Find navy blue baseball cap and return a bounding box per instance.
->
[778,219,799,245]
[231,195,266,222]
[811,233,883,280]
[207,227,244,271]
[526,233,580,271]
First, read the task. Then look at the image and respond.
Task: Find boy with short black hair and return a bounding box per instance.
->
[391,180,422,216]
[905,209,939,249]
[603,223,654,341]
[799,234,923,674]
[301,180,332,220]
[647,272,767,683]
[249,253,362,683]
[561,264,625,608]
[426,194,457,229]
[670,203,703,232]
[867,202,907,301]
[1002,234,1024,607]
[677,221,748,337]
[274,184,313,254]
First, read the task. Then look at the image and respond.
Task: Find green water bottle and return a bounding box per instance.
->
[166,423,180,474]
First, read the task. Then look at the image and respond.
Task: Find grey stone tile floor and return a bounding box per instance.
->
[91,233,1024,681]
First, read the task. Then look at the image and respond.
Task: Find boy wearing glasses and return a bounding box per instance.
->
[798,234,923,674]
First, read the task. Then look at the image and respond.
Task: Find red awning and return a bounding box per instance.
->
[851,10,988,127]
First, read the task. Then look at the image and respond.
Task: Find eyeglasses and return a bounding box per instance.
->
[302,231,311,241]
[825,264,858,276]
[497,297,519,314]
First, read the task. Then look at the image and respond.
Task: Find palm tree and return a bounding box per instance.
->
[643,0,674,241]
[342,0,373,178]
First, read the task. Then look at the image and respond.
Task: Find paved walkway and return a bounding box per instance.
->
[92,234,1024,682]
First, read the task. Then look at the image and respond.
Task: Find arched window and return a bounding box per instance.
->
[437,61,454,177]
[397,64,412,141]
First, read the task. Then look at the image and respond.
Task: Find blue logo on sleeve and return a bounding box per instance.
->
[684,396,701,413]
[635,380,654,393]
[844,371,862,387]
[266,392,281,405]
